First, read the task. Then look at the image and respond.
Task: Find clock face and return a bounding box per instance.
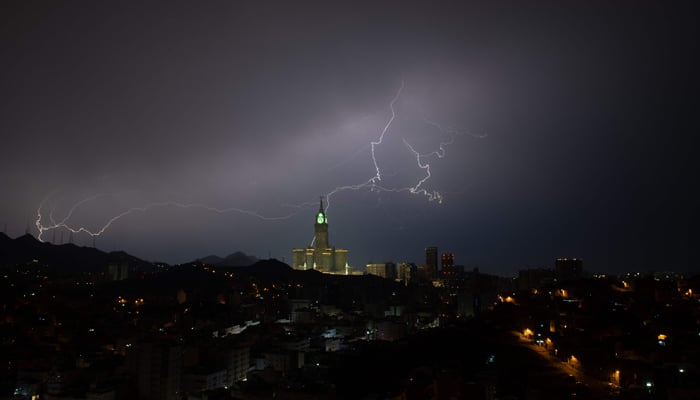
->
[317,214,325,224]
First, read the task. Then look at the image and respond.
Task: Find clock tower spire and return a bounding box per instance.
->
[314,196,329,248]
[292,195,349,274]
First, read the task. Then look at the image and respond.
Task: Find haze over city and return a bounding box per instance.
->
[1,1,696,275]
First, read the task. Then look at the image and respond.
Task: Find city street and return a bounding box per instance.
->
[512,331,617,399]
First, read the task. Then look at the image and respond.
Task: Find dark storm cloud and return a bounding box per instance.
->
[1,1,696,273]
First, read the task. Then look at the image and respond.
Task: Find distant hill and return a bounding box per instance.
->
[231,258,296,280]
[197,254,224,265]
[219,251,258,267]
[0,232,156,273]
[1,232,402,304]
[194,251,258,267]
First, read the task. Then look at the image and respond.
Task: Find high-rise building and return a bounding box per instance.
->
[425,246,438,279]
[292,197,349,274]
[441,253,454,270]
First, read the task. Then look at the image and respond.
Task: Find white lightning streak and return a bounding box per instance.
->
[322,80,450,214]
[402,138,442,202]
[369,80,405,183]
[35,199,300,243]
[35,80,475,242]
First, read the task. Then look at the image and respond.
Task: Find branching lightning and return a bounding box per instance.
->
[34,80,479,244]
[322,80,474,212]
[402,138,441,202]
[35,196,300,243]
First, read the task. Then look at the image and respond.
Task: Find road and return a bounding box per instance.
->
[511,331,619,399]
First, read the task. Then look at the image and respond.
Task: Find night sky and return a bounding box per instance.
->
[1,1,697,275]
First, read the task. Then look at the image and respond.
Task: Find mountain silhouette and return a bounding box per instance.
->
[197,254,224,265]
[194,251,258,267]
[0,232,155,272]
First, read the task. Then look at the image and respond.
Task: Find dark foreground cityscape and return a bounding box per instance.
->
[1,208,698,400]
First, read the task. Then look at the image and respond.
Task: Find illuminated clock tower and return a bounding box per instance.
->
[291,196,350,273]
[314,196,329,248]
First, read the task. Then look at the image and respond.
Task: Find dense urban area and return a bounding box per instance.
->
[1,232,698,400]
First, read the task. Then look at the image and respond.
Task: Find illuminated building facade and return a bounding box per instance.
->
[396,262,412,285]
[441,253,454,270]
[440,252,464,280]
[366,262,396,279]
[292,197,349,274]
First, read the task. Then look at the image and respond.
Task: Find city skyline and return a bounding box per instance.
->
[1,2,697,275]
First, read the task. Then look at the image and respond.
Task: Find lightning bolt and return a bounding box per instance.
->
[320,81,406,215]
[370,80,404,183]
[34,80,480,244]
[402,138,442,202]
[35,196,301,243]
[323,80,470,213]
